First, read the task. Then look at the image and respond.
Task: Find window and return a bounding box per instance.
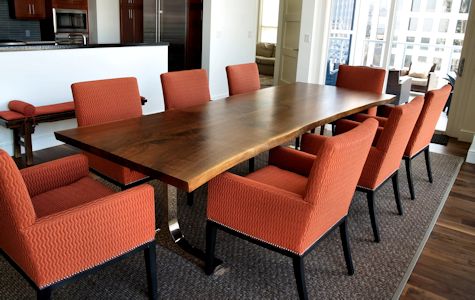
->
[426,0,436,11]
[404,55,412,67]
[436,38,446,45]
[433,58,442,70]
[453,39,463,46]
[423,19,433,32]
[443,0,452,12]
[408,18,418,31]
[456,20,467,33]
[259,0,280,43]
[411,0,421,11]
[460,0,470,13]
[450,58,459,72]
[421,37,430,50]
[438,19,449,32]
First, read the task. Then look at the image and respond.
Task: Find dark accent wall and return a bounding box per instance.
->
[0,0,41,41]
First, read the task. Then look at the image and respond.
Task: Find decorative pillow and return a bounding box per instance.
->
[408,63,433,79]
[8,100,36,117]
[256,43,275,58]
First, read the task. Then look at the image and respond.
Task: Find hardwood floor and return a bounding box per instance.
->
[12,138,475,299]
[401,139,475,300]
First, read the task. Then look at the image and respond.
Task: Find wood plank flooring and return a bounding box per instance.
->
[12,138,475,299]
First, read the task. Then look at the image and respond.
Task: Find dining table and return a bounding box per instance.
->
[55,82,395,269]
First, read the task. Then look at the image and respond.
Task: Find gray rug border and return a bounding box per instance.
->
[391,153,464,300]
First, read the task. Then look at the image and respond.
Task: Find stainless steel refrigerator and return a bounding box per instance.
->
[144,0,202,71]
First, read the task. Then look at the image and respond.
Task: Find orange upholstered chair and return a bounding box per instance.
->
[304,97,424,242]
[0,150,157,299]
[226,63,261,96]
[320,65,387,135]
[160,69,211,110]
[206,119,378,300]
[353,85,452,199]
[71,77,148,189]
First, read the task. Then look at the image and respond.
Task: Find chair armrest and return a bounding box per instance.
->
[300,133,330,155]
[20,154,89,197]
[208,172,311,252]
[269,146,316,177]
[23,184,155,286]
[352,114,388,127]
[427,72,439,91]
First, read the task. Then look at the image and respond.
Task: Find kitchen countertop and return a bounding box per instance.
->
[0,42,169,52]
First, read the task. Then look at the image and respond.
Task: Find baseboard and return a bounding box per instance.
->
[466,136,475,164]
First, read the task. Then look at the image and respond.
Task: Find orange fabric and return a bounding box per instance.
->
[352,113,388,127]
[34,102,75,116]
[268,146,316,177]
[226,63,261,96]
[333,97,424,189]
[161,69,211,110]
[8,100,36,116]
[336,65,386,116]
[0,110,25,121]
[0,150,155,288]
[85,152,147,185]
[72,77,146,185]
[72,77,142,127]
[208,119,378,254]
[405,85,452,157]
[246,165,308,196]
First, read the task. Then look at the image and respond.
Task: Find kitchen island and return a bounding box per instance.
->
[0,43,168,156]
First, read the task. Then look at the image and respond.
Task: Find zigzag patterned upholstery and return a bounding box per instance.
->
[0,150,156,298]
[352,85,452,199]
[71,77,147,186]
[303,97,424,242]
[206,119,378,299]
[226,63,261,96]
[160,69,211,110]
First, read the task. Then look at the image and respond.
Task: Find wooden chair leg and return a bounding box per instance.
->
[144,242,158,300]
[424,147,433,183]
[295,136,300,150]
[292,256,308,300]
[331,124,336,136]
[249,157,255,173]
[319,125,325,135]
[37,287,52,300]
[339,218,354,275]
[24,122,34,166]
[187,192,194,206]
[310,128,316,134]
[205,221,218,275]
[12,127,22,159]
[366,191,380,243]
[392,171,403,215]
[404,157,416,200]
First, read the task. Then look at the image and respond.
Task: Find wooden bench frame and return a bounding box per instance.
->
[0,97,147,166]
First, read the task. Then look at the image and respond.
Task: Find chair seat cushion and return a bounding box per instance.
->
[246,165,308,196]
[32,177,115,218]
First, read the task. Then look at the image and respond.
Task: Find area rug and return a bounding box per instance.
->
[0,151,463,299]
[431,133,450,146]
[259,74,274,88]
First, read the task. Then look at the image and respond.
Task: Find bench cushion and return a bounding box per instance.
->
[0,101,75,122]
[9,100,36,116]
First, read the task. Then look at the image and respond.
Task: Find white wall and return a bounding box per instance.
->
[202,0,259,99]
[0,45,168,155]
[88,0,121,44]
[296,0,331,84]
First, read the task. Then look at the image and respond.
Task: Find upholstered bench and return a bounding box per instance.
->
[0,97,147,166]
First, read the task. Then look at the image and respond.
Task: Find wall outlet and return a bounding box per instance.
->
[25,30,31,37]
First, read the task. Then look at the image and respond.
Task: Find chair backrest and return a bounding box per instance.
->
[72,77,143,127]
[160,69,211,110]
[367,96,424,186]
[336,65,386,94]
[226,63,261,96]
[303,119,378,234]
[405,85,452,157]
[0,150,35,237]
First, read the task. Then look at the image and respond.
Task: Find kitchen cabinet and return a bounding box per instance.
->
[51,0,87,9]
[120,0,143,44]
[9,0,46,20]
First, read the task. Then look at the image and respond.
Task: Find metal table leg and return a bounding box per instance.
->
[156,183,223,271]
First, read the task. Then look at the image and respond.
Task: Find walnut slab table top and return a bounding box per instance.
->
[55,82,395,192]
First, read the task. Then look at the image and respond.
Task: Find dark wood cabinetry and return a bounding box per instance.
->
[51,0,87,10]
[9,0,46,20]
[120,0,143,44]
